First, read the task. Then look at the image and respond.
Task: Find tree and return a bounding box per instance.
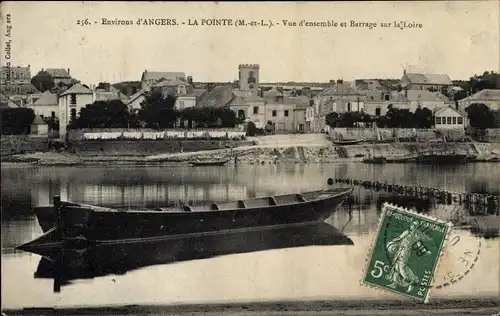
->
[413,107,433,128]
[1,108,35,135]
[73,99,133,128]
[465,103,496,128]
[247,121,257,136]
[31,71,54,92]
[470,71,499,94]
[378,108,415,128]
[138,91,178,128]
[325,112,340,127]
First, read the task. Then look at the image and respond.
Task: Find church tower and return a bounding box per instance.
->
[238,64,260,91]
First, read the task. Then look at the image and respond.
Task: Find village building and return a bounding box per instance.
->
[126,89,147,111]
[312,80,365,132]
[401,70,453,92]
[400,89,449,113]
[0,65,39,96]
[30,90,58,119]
[58,83,94,139]
[457,89,500,111]
[140,70,186,91]
[30,115,49,136]
[434,106,468,130]
[44,68,72,86]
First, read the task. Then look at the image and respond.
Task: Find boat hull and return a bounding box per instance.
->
[189,160,229,166]
[33,189,353,243]
[416,154,469,165]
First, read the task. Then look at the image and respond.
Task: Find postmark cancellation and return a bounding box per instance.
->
[362,203,453,303]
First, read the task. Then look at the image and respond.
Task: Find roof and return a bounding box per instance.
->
[196,84,235,107]
[33,91,57,105]
[316,83,362,97]
[141,71,186,84]
[403,72,453,86]
[434,106,466,117]
[286,96,311,109]
[126,89,147,105]
[94,91,129,102]
[60,83,93,96]
[402,90,446,102]
[31,115,46,125]
[460,89,500,102]
[45,68,70,78]
[263,87,283,99]
[154,77,188,87]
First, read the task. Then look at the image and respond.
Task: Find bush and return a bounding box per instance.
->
[1,108,35,135]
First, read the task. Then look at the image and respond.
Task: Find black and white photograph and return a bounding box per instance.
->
[1,1,499,315]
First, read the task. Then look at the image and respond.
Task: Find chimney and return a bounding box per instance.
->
[404,88,408,98]
[187,76,193,85]
[67,68,70,77]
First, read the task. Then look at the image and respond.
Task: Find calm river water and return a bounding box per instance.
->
[1,163,499,309]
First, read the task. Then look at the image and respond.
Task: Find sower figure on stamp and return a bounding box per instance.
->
[385,221,432,292]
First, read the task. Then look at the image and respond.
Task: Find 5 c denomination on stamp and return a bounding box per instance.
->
[362,203,452,303]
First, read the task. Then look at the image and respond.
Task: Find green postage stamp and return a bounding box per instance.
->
[362,203,452,303]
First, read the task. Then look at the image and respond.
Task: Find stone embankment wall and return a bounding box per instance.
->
[69,139,254,157]
[161,142,500,164]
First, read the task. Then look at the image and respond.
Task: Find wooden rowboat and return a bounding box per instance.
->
[332,139,365,145]
[188,158,231,166]
[18,187,354,256]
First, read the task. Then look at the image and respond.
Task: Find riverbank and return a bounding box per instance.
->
[3,298,500,315]
[2,141,499,166]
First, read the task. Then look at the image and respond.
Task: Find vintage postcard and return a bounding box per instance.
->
[1,1,499,315]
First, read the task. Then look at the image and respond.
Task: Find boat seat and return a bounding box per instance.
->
[211,203,220,210]
[296,194,306,202]
[268,197,278,206]
[237,200,246,208]
[183,205,192,212]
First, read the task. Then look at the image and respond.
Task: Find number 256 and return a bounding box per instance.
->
[370,260,389,278]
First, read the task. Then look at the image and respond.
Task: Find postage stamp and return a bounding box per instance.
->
[362,203,452,303]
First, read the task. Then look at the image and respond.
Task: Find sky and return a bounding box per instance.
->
[1,1,499,85]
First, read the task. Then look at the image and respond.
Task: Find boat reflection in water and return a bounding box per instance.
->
[32,221,353,292]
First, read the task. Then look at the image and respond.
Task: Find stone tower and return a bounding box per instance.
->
[238,64,260,91]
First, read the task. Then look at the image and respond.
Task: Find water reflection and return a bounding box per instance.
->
[34,222,353,289]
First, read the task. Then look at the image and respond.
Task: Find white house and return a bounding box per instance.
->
[401,70,453,91]
[126,89,147,111]
[458,89,500,111]
[402,90,447,112]
[434,106,468,130]
[58,83,94,139]
[30,90,58,119]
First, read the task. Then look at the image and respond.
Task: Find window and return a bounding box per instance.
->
[249,84,254,89]
[384,94,390,101]
[178,100,185,108]
[436,117,442,124]
[51,111,55,119]
[457,117,464,125]
[452,117,457,124]
[16,86,20,93]
[253,106,258,114]
[238,109,245,118]
[447,117,452,124]
[70,109,77,122]
[375,107,381,116]
[272,110,277,117]
[284,110,289,117]
[347,102,351,112]
[70,93,77,105]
